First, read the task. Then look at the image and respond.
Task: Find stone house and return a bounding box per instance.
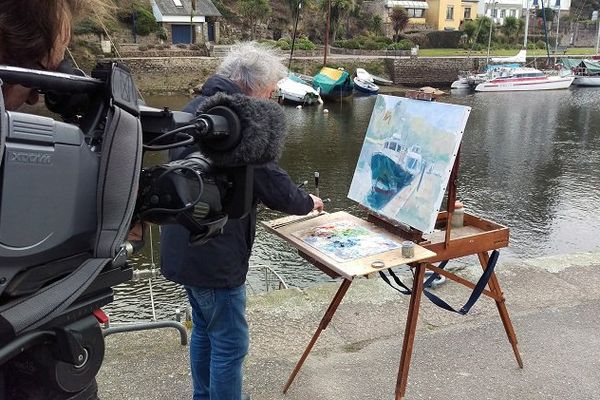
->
[151,0,221,44]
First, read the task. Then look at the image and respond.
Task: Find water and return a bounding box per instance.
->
[106,88,600,321]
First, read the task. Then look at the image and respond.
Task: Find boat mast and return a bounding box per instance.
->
[524,0,530,49]
[554,0,561,64]
[540,0,552,65]
[324,0,331,66]
[485,1,498,65]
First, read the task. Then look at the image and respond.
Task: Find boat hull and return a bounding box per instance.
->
[353,77,379,94]
[573,76,600,86]
[367,152,415,209]
[475,76,574,92]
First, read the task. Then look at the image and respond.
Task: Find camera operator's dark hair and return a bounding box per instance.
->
[0,0,112,68]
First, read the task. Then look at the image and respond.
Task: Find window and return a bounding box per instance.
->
[407,8,424,18]
[510,9,517,17]
[446,6,454,20]
[464,7,471,19]
[500,9,506,18]
[173,0,183,7]
[492,9,498,18]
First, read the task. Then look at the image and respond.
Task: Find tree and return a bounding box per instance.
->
[536,7,555,22]
[390,7,409,42]
[238,0,271,39]
[502,16,519,43]
[319,0,358,43]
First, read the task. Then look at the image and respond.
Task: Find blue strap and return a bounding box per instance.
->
[379,251,500,315]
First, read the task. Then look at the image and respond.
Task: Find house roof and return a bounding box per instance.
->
[386,1,429,10]
[152,0,221,17]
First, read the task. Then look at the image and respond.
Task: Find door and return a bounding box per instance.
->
[207,22,215,42]
[172,24,193,44]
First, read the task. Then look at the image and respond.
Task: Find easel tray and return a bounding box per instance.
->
[262,211,436,280]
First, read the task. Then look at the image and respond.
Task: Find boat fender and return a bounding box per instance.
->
[323,109,329,114]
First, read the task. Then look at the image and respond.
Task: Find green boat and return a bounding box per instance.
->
[312,67,354,100]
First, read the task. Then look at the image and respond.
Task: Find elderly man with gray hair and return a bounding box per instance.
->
[160,41,324,400]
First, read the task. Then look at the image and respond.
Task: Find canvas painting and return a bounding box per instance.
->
[292,221,401,263]
[348,95,471,234]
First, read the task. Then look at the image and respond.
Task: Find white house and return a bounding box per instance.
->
[478,0,570,24]
[151,0,221,44]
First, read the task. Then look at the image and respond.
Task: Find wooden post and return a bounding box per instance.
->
[323,0,331,66]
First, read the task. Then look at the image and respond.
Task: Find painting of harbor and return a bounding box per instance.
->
[348,95,471,233]
[292,221,401,262]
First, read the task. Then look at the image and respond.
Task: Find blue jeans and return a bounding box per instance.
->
[185,284,249,400]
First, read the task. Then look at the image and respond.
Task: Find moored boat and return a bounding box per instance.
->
[475,67,574,92]
[312,67,354,100]
[277,74,322,105]
[353,77,379,94]
[560,58,600,87]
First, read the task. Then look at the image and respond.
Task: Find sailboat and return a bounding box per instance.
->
[473,0,574,92]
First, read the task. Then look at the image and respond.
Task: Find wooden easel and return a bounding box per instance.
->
[264,93,523,399]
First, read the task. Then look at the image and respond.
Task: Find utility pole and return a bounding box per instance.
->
[289,1,302,70]
[190,0,196,44]
[324,0,331,66]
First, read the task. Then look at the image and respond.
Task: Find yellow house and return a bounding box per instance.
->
[425,0,462,30]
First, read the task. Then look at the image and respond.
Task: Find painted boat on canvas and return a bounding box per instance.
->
[367,135,421,209]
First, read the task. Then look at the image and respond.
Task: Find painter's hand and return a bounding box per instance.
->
[310,194,324,213]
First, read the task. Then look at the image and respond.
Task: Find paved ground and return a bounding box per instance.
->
[97,251,600,399]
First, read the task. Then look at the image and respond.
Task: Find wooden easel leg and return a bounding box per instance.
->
[283,278,353,394]
[477,252,524,369]
[395,263,426,400]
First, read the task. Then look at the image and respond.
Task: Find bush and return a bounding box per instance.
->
[134,6,158,36]
[405,33,429,48]
[296,37,316,50]
[388,39,414,50]
[73,18,105,35]
[536,40,547,49]
[276,38,291,50]
[425,31,462,48]
[156,26,168,41]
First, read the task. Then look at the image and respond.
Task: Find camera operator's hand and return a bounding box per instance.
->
[310,194,324,213]
[127,222,148,252]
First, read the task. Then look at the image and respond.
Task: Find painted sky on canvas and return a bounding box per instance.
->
[348,95,471,233]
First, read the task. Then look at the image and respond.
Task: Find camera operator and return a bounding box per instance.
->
[160,41,324,400]
[0,0,110,110]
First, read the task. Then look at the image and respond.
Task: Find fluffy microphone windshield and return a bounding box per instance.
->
[195,92,287,167]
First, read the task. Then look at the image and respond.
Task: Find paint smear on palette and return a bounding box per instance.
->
[292,221,400,262]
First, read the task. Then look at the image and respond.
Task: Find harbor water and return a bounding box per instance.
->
[105,88,600,321]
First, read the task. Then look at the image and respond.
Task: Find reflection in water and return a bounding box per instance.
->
[107,90,600,321]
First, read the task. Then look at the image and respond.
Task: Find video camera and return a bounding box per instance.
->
[0,61,280,399]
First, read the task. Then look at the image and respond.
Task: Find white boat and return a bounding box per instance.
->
[276,74,322,105]
[475,67,574,92]
[357,68,393,86]
[573,75,600,86]
[353,77,379,94]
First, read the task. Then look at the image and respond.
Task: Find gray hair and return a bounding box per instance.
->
[217,41,288,95]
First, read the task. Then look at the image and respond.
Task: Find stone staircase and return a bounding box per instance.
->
[211,44,231,57]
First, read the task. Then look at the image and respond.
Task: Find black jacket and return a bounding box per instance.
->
[160,75,314,288]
